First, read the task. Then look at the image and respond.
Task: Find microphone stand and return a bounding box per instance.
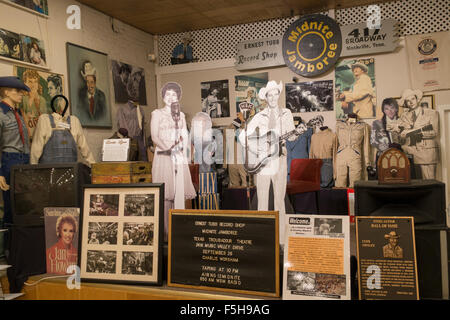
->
[244,113,252,210]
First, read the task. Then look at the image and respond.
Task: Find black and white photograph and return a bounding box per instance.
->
[124,194,154,216]
[123,223,154,246]
[201,79,230,118]
[87,222,118,245]
[0,28,22,60]
[313,218,342,235]
[89,194,119,216]
[285,80,334,113]
[86,250,116,274]
[81,184,163,285]
[20,35,46,67]
[111,60,147,105]
[122,251,153,276]
[287,271,316,293]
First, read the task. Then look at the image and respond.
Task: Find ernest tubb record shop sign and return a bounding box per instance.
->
[282,14,342,77]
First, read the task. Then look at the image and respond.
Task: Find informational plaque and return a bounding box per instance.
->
[282,215,351,300]
[340,19,399,58]
[102,138,130,162]
[168,210,279,297]
[235,36,285,71]
[356,217,419,300]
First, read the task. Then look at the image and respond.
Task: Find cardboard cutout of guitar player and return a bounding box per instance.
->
[238,80,296,247]
[386,88,439,180]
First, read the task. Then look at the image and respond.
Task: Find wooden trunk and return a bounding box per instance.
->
[92,161,152,184]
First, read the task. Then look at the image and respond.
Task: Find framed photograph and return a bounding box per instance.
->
[111,60,147,105]
[79,184,164,286]
[66,43,112,128]
[20,35,46,67]
[201,79,230,118]
[2,0,49,16]
[235,73,268,116]
[285,80,334,113]
[335,58,376,120]
[393,94,435,116]
[0,28,22,61]
[14,66,65,139]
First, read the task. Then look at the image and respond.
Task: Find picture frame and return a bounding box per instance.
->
[79,184,164,286]
[1,0,49,18]
[394,94,435,113]
[66,42,112,128]
[168,209,280,297]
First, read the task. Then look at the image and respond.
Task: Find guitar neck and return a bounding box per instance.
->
[279,127,306,142]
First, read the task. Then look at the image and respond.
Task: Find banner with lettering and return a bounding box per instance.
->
[235,36,284,71]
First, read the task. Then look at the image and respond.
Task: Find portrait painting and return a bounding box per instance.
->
[20,35,46,67]
[335,58,376,120]
[0,28,22,60]
[111,60,147,105]
[67,43,112,128]
[14,66,65,139]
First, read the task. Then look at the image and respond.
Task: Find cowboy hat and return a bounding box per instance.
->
[351,62,368,73]
[384,231,400,239]
[258,80,283,101]
[0,76,30,92]
[399,88,423,107]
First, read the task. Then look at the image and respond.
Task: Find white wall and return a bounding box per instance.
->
[0,0,157,161]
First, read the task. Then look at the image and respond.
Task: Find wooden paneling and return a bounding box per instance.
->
[78,0,397,34]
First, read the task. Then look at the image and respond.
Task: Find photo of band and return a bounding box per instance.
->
[285,80,334,113]
[86,250,117,274]
[124,194,155,216]
[123,222,154,246]
[87,222,118,245]
[122,251,153,276]
[89,194,119,216]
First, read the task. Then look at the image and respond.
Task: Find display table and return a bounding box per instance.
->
[1,274,267,300]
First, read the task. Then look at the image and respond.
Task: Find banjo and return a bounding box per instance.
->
[244,116,323,174]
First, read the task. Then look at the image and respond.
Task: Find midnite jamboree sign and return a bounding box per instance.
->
[283,14,342,77]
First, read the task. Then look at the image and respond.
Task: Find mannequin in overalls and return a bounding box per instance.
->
[30,95,95,164]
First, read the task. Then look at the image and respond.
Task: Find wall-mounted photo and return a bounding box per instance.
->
[235,73,268,116]
[285,80,334,113]
[66,43,112,128]
[7,0,49,15]
[201,79,230,118]
[0,28,22,60]
[14,66,64,139]
[20,35,46,67]
[335,58,376,120]
[111,60,147,105]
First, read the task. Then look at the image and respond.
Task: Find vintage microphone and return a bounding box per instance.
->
[239,102,254,210]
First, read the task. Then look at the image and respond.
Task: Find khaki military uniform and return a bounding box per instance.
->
[335,120,370,188]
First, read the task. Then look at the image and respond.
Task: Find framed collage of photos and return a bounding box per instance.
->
[79,184,164,286]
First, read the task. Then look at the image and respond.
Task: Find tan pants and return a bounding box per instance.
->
[335,149,362,188]
[228,164,247,187]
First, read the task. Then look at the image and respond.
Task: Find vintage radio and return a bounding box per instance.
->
[91,161,151,184]
[377,148,411,184]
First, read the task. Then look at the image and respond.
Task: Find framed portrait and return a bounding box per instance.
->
[14,66,65,139]
[111,60,147,105]
[66,43,112,128]
[335,58,376,120]
[2,0,49,16]
[20,35,46,67]
[79,184,164,286]
[285,80,334,113]
[0,28,22,61]
[200,79,230,118]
